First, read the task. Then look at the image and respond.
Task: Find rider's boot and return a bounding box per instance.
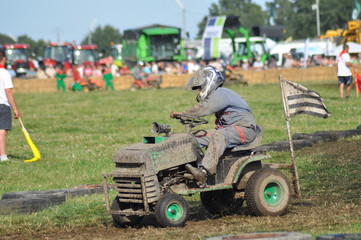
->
[185,164,207,187]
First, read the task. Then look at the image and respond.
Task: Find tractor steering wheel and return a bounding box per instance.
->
[172,113,208,132]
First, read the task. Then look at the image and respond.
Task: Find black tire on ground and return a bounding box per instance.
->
[154,193,189,228]
[110,197,144,227]
[0,193,66,215]
[200,189,244,215]
[316,233,361,240]
[205,232,312,240]
[245,168,291,216]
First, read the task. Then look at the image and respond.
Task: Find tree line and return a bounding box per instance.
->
[0,0,355,58]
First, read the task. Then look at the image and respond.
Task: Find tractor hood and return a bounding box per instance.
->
[113,133,203,173]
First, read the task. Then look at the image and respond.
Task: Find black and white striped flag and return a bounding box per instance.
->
[280,77,331,119]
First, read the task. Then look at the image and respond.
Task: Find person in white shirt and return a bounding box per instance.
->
[0,50,21,162]
[337,44,353,99]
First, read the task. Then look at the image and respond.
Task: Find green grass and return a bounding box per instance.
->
[0,81,360,239]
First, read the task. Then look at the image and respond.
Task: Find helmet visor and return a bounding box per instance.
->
[186,68,206,91]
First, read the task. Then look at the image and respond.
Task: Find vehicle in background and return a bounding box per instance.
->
[270,39,334,67]
[121,24,186,64]
[43,42,72,70]
[0,43,30,77]
[225,26,271,65]
[70,44,98,66]
[111,43,123,67]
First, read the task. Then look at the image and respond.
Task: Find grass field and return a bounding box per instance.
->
[0,80,360,239]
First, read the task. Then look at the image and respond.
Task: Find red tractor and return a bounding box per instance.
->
[70,45,98,66]
[43,42,72,71]
[0,44,31,77]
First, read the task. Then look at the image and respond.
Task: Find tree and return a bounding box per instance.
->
[196,0,267,38]
[17,35,46,57]
[81,25,122,57]
[266,0,353,39]
[0,33,16,44]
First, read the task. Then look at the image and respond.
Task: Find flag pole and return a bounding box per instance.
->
[279,76,301,198]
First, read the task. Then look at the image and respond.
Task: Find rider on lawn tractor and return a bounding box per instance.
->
[171,65,262,186]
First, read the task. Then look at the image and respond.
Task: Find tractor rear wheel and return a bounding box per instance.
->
[154,193,189,227]
[111,197,143,227]
[200,189,244,215]
[245,168,291,216]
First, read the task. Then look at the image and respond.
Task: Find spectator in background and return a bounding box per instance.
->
[180,61,188,73]
[120,64,131,76]
[283,54,295,68]
[268,56,278,69]
[187,60,200,73]
[25,67,37,79]
[102,68,114,91]
[45,64,56,78]
[93,65,103,78]
[36,68,47,79]
[252,57,264,71]
[110,62,119,77]
[55,67,67,92]
[337,43,353,99]
[0,50,21,162]
[77,64,84,78]
[83,63,93,79]
[241,59,250,70]
[151,61,159,74]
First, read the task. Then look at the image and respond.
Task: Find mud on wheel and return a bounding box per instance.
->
[245,168,291,216]
[154,193,189,227]
[111,197,143,227]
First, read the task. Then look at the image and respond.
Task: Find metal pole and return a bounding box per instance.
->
[183,8,187,39]
[176,0,186,39]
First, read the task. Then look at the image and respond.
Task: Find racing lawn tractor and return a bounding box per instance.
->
[102,114,291,227]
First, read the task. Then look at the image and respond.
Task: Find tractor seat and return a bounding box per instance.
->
[231,125,263,152]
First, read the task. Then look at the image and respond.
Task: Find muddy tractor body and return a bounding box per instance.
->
[102,115,291,227]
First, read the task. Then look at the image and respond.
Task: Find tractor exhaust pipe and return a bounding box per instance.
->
[151,122,171,135]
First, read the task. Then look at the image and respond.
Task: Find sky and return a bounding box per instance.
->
[1,0,267,44]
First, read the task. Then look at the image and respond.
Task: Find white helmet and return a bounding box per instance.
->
[186,66,224,102]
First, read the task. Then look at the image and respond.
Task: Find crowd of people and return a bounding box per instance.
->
[8,51,359,93]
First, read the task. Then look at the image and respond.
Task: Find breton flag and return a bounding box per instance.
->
[202,16,226,59]
[279,76,331,120]
[279,76,330,198]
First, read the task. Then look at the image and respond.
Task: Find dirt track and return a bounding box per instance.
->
[2,140,361,240]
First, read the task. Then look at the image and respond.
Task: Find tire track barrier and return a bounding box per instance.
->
[0,184,103,215]
[255,126,361,153]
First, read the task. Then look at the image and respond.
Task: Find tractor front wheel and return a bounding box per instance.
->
[245,168,291,216]
[154,193,189,227]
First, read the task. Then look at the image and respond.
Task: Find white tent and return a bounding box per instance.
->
[332,42,361,55]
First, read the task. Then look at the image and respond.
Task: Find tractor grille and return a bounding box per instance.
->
[113,175,159,204]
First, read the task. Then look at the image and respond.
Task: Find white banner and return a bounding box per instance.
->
[202,16,226,59]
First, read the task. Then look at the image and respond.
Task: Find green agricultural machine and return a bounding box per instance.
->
[121,24,186,64]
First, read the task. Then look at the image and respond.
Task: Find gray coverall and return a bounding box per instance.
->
[182,87,257,175]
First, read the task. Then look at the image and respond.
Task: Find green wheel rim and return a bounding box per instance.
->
[166,202,183,221]
[263,182,283,206]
